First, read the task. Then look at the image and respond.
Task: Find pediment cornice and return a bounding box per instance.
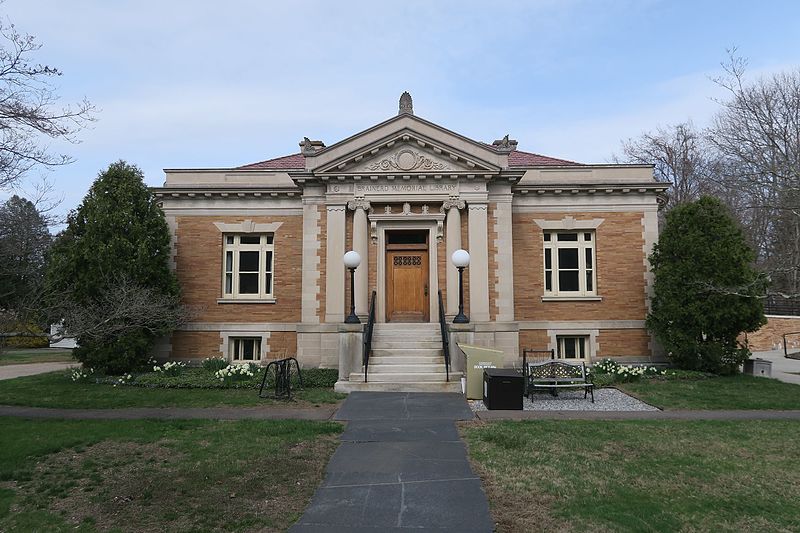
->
[311,130,499,176]
[303,114,506,174]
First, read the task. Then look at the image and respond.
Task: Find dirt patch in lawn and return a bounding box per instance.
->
[13,434,338,532]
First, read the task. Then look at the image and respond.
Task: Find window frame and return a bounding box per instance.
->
[229,336,262,363]
[556,335,589,360]
[222,234,275,300]
[543,231,596,297]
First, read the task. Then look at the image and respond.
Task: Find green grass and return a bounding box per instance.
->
[0,348,75,366]
[0,372,345,409]
[618,374,800,410]
[0,416,342,532]
[462,420,800,532]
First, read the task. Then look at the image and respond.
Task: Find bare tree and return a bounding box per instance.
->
[0,16,95,190]
[1,273,195,347]
[707,51,800,296]
[618,122,712,209]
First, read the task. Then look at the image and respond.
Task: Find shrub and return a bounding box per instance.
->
[202,356,228,372]
[647,197,767,374]
[291,368,338,388]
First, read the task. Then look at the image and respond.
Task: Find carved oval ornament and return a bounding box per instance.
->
[365,149,449,172]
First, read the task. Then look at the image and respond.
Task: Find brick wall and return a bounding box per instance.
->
[170,331,221,360]
[267,331,298,359]
[597,329,650,357]
[174,215,303,322]
[512,211,647,321]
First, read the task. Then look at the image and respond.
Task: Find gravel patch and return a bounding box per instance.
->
[469,387,659,412]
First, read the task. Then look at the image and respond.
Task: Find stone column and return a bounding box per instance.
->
[467,202,490,322]
[442,198,465,316]
[348,198,370,316]
[325,204,347,323]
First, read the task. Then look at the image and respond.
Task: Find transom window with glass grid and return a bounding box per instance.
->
[543,231,596,296]
[230,337,261,362]
[557,335,588,359]
[223,234,274,299]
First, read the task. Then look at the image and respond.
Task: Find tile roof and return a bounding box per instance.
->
[235,148,582,170]
[237,153,305,170]
[508,149,582,167]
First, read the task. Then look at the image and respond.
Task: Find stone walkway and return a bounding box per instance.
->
[0,362,77,381]
[290,392,494,532]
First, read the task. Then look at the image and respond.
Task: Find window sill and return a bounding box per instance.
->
[541,296,602,302]
[216,298,276,304]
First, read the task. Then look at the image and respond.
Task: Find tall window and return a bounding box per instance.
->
[543,231,596,296]
[223,234,274,299]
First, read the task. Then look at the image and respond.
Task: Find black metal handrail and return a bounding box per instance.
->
[437,290,451,382]
[362,290,377,382]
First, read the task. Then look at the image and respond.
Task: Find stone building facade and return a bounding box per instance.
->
[155,94,667,390]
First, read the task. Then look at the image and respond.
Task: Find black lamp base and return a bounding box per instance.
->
[344,314,361,324]
[452,313,469,324]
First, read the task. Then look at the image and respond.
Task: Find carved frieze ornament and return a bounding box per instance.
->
[421,204,429,215]
[402,202,411,215]
[384,205,392,214]
[398,91,413,115]
[364,148,449,172]
[347,198,371,211]
[440,198,466,213]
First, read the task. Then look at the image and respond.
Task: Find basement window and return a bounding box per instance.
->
[230,337,261,362]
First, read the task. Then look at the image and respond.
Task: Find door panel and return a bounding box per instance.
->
[386,251,429,322]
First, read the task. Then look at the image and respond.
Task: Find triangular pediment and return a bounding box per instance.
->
[306,114,506,175]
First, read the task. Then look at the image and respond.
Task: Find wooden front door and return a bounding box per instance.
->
[386,248,429,322]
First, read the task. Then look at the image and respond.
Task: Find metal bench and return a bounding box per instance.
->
[526,360,594,403]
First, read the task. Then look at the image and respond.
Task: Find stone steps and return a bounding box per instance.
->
[334,380,462,393]
[348,371,461,383]
[335,323,457,393]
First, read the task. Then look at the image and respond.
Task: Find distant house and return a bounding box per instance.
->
[153,93,667,391]
[49,323,77,349]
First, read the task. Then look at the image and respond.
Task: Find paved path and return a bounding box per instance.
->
[290,392,494,533]
[0,362,76,381]
[476,409,800,421]
[0,404,337,420]
[752,350,800,385]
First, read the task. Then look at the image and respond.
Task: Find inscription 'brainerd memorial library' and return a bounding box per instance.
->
[155,92,667,391]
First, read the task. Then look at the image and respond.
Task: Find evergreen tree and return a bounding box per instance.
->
[46,161,179,373]
[647,196,767,374]
[0,195,51,310]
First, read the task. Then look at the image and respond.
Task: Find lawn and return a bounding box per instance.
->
[0,372,345,409]
[0,417,342,532]
[0,348,75,366]
[617,374,800,410]
[462,420,800,532]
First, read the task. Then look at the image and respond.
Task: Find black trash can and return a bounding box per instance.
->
[483,368,524,410]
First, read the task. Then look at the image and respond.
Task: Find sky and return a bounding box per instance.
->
[2,0,800,221]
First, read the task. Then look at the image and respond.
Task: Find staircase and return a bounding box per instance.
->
[335,323,462,393]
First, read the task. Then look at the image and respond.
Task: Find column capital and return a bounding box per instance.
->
[347,198,371,211]
[440,198,465,213]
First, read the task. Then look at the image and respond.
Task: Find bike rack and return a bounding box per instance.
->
[258,357,303,399]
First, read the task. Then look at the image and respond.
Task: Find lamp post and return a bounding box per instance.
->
[343,250,362,324]
[451,249,470,323]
